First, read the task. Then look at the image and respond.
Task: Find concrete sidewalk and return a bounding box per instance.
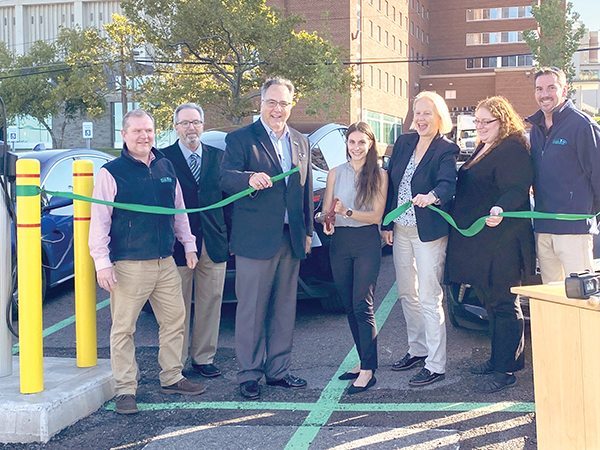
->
[0,357,114,443]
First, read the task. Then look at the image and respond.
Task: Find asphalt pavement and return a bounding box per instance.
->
[2,253,537,449]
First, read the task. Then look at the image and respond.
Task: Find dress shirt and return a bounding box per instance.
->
[89,152,197,271]
[178,139,203,164]
[259,117,291,223]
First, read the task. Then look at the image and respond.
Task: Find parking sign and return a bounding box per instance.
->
[7,126,18,142]
[82,122,93,139]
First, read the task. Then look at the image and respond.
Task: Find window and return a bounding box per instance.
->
[392,75,396,94]
[399,12,403,25]
[369,21,373,38]
[410,21,414,36]
[369,66,374,87]
[378,0,382,10]
[377,69,382,89]
[392,6,396,21]
[466,56,531,69]
[385,31,389,47]
[411,0,415,10]
[466,31,524,45]
[416,1,420,13]
[398,78,403,97]
[365,111,403,145]
[416,26,420,39]
[399,39,403,54]
[405,43,409,55]
[385,72,389,92]
[467,6,533,22]
[410,47,414,59]
[445,90,456,100]
[405,81,408,98]
[377,26,382,42]
[392,35,396,50]
[405,16,409,29]
[385,1,389,16]
[426,34,429,44]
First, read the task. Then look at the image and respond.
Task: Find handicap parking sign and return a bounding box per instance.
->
[7,126,18,142]
[82,122,93,139]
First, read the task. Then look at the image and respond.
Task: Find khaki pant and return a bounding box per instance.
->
[179,239,227,365]
[535,233,594,284]
[110,257,185,395]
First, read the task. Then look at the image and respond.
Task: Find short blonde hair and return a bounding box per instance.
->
[410,91,453,135]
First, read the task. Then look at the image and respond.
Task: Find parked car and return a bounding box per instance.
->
[200,123,349,312]
[10,149,114,320]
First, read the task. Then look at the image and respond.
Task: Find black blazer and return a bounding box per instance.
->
[383,132,459,242]
[220,120,313,260]
[162,141,229,264]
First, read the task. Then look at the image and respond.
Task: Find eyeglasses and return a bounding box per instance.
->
[263,99,292,109]
[473,118,499,127]
[176,120,203,128]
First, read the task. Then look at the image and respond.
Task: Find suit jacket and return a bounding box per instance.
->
[162,141,229,264]
[383,132,458,242]
[220,120,313,260]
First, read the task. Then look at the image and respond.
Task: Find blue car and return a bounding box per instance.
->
[11,149,114,308]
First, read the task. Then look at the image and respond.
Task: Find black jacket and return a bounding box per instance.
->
[446,136,536,291]
[383,132,458,242]
[162,141,229,265]
[220,120,313,260]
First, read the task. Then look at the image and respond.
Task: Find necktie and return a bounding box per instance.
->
[189,153,201,184]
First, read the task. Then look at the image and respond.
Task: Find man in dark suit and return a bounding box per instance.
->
[220,77,313,399]
[162,103,229,378]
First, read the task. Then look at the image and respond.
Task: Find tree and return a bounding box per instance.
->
[121,0,357,129]
[0,28,108,148]
[522,0,585,81]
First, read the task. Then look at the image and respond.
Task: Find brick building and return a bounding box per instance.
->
[0,0,565,148]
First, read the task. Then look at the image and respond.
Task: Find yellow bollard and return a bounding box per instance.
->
[16,159,43,393]
[73,161,97,367]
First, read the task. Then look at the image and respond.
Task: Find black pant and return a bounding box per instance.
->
[329,225,380,371]
[474,286,525,374]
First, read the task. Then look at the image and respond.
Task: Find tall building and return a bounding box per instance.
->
[0,0,580,149]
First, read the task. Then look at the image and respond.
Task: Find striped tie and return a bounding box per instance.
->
[189,153,201,184]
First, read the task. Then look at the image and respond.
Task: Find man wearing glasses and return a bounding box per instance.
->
[162,103,229,378]
[527,67,600,283]
[220,77,313,399]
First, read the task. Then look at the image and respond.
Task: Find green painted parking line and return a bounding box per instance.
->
[104,400,535,414]
[12,298,111,355]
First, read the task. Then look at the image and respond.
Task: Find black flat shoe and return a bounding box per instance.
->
[338,371,360,380]
[347,376,377,394]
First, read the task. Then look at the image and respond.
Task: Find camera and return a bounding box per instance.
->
[565,270,600,299]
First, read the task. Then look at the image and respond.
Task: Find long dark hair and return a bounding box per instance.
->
[346,122,381,209]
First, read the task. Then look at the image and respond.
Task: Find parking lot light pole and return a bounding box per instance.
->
[16,159,43,393]
[0,176,11,378]
[73,161,97,367]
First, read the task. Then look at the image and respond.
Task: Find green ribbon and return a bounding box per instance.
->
[16,166,299,215]
[383,201,600,237]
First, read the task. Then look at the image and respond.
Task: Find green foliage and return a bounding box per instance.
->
[0,29,109,148]
[522,0,585,80]
[121,0,357,128]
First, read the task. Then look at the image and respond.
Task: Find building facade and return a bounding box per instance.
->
[1,0,586,149]
[573,28,600,116]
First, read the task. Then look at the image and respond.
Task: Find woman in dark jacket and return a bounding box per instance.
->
[381,91,458,387]
[446,96,535,393]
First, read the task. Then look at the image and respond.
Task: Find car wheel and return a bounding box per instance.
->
[319,286,345,313]
[443,284,460,328]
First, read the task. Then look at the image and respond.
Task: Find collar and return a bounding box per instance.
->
[122,144,157,166]
[259,117,290,141]
[526,99,575,128]
[177,139,202,161]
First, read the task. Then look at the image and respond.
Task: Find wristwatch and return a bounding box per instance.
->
[345,208,353,217]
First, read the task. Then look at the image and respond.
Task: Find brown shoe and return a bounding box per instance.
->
[115,394,138,415]
[161,377,206,395]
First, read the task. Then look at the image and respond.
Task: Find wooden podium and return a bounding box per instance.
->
[512,284,600,450]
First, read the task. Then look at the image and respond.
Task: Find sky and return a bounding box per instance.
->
[571,0,600,31]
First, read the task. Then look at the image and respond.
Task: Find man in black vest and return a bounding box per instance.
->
[89,109,206,415]
[162,103,228,378]
[220,78,313,399]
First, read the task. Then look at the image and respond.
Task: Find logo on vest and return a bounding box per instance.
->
[160,176,173,183]
[551,138,568,146]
